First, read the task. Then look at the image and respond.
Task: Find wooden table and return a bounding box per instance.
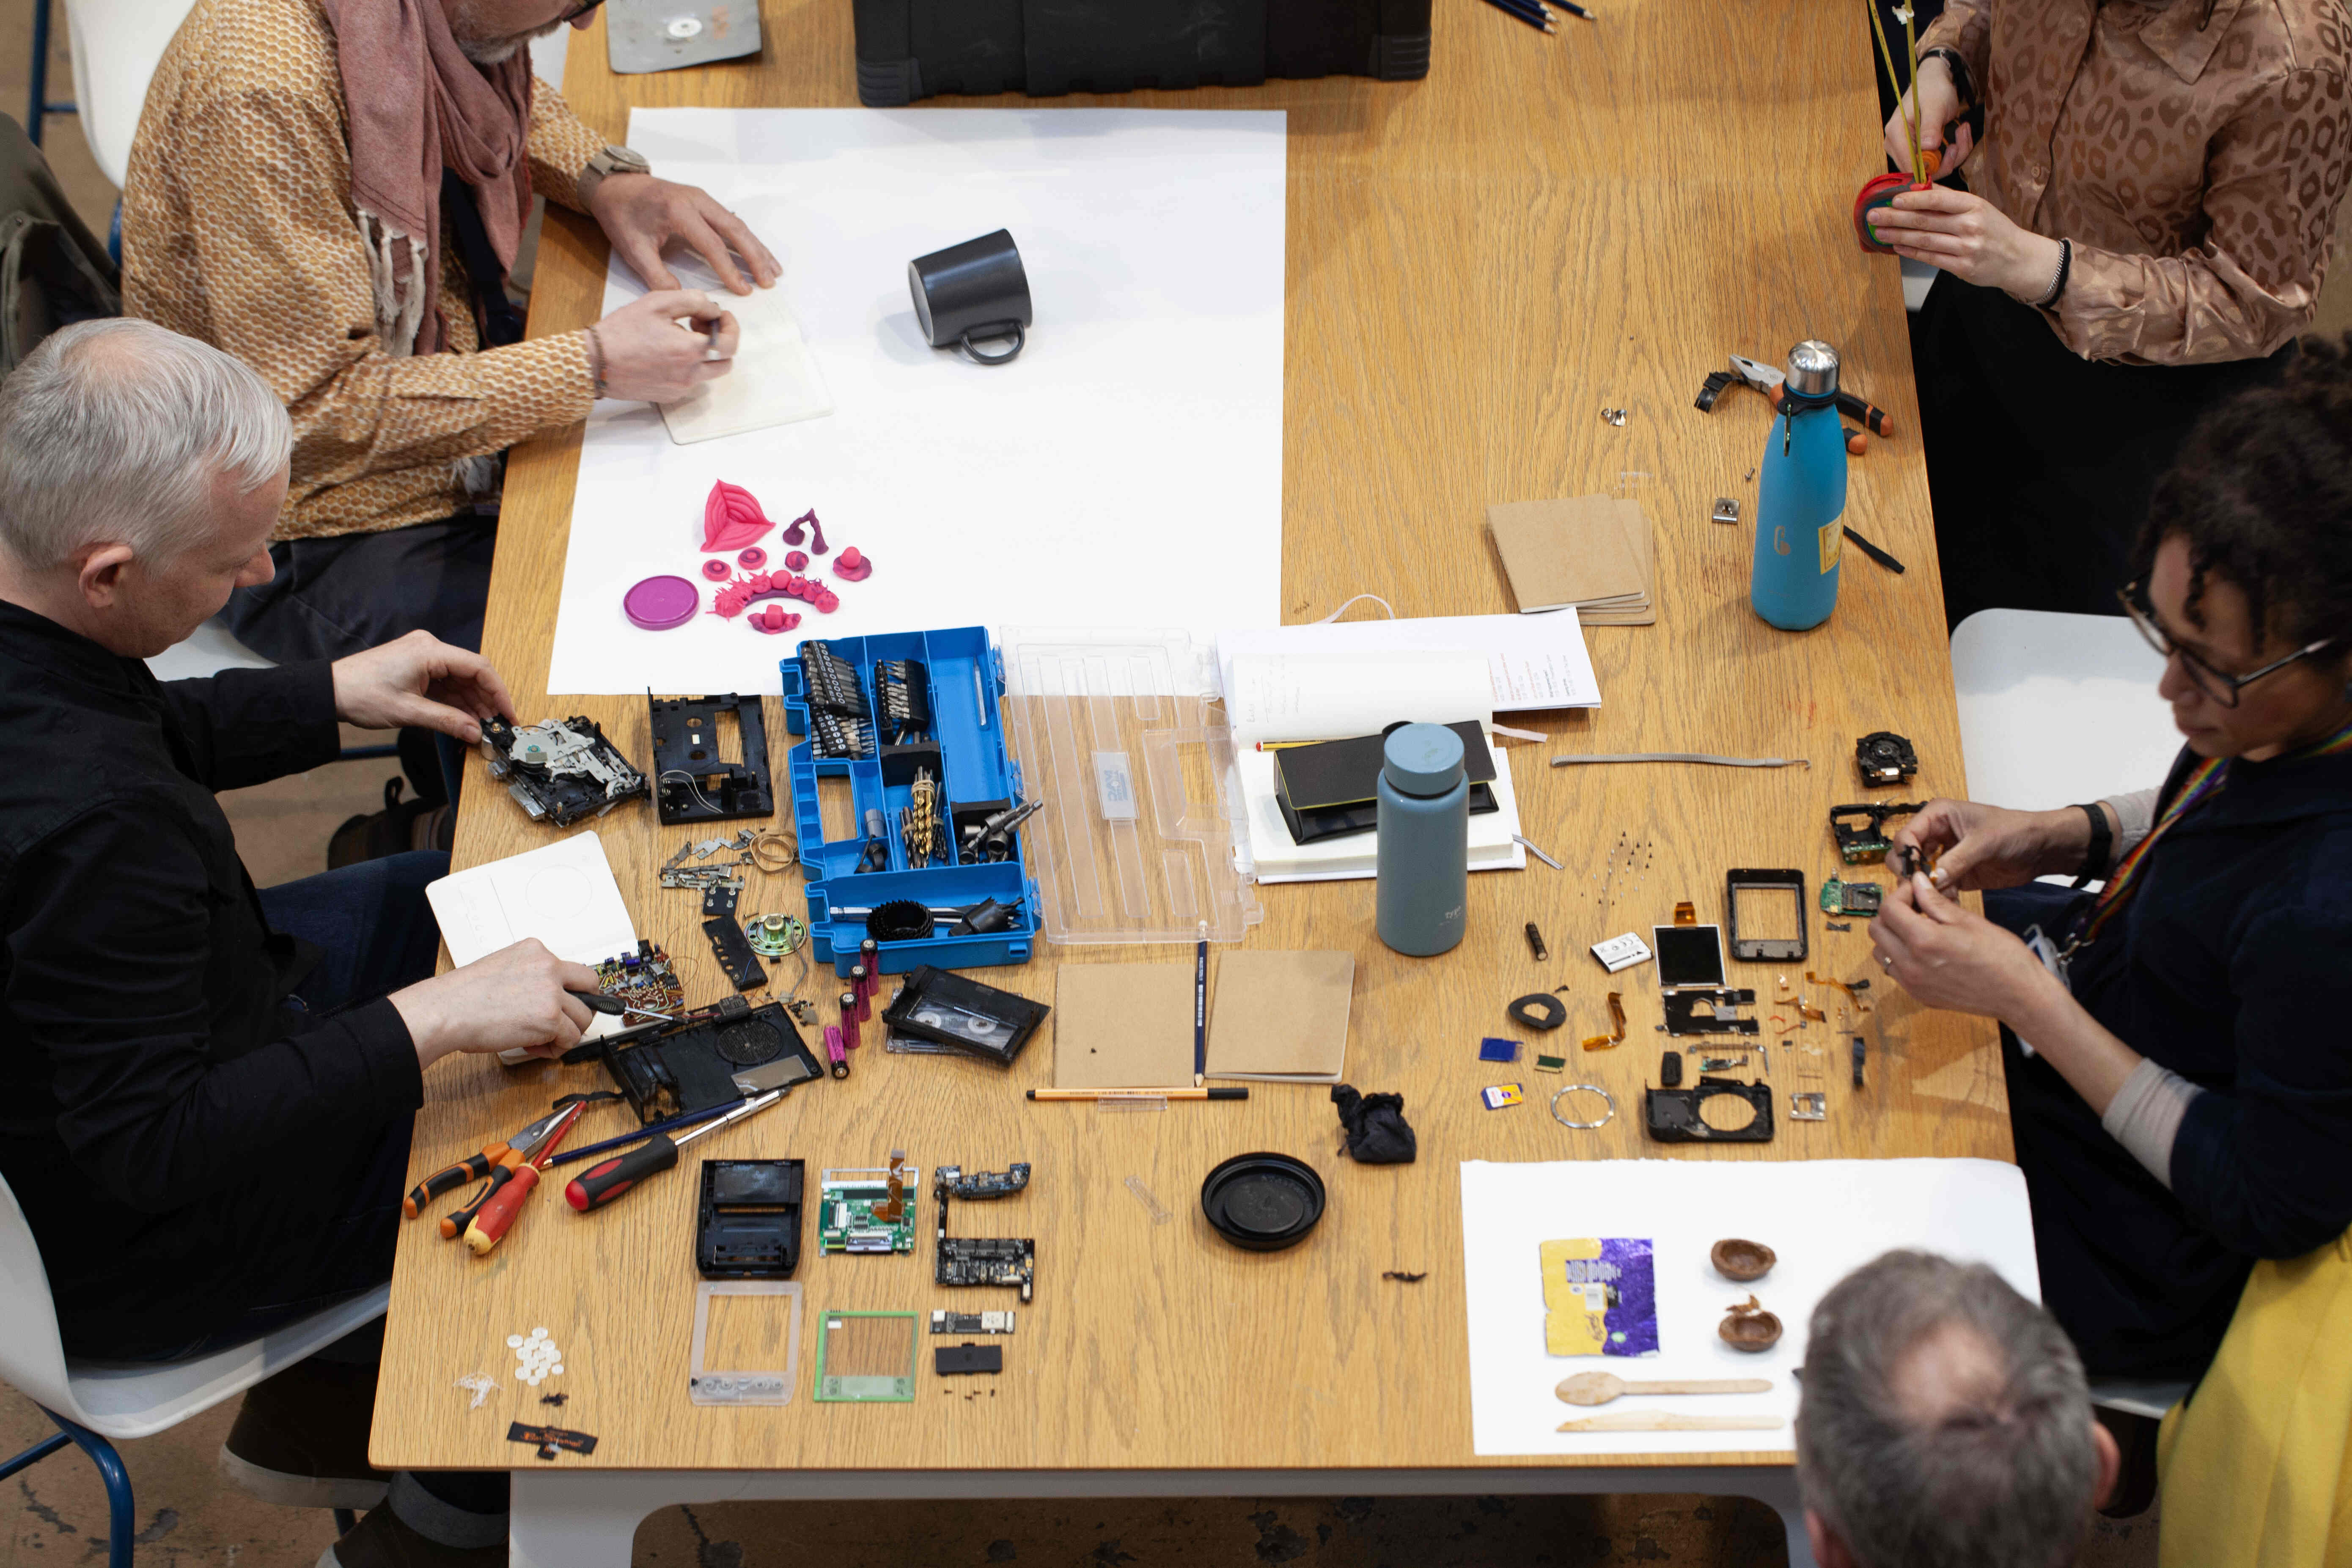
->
[372,1,2011,1561]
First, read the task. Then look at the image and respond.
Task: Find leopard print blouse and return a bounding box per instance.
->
[1920,0,2352,364]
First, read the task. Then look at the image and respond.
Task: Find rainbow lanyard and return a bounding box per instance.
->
[2080,716,2352,946]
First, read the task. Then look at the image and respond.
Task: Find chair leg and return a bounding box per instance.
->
[334,1508,359,1536]
[27,0,52,145]
[41,1409,135,1568]
[0,1430,71,1484]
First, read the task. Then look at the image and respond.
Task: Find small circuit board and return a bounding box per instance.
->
[1819,877,1884,918]
[820,1154,918,1255]
[936,1236,1036,1301]
[934,1163,1032,1200]
[481,715,648,828]
[930,1310,1016,1335]
[592,940,684,1027]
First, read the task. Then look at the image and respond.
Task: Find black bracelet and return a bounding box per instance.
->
[1919,47,1974,110]
[2069,802,2113,887]
[2034,238,2073,309]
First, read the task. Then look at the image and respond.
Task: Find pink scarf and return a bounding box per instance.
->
[318,0,535,357]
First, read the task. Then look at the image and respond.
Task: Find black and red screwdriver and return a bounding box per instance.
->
[562,1089,784,1212]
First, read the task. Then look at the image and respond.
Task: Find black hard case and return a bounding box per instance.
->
[852,0,1431,106]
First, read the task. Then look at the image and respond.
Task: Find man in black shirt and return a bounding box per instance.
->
[0,319,599,1568]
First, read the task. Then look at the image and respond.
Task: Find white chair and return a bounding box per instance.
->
[60,0,197,191]
[1950,607,2179,810]
[0,1171,390,1566]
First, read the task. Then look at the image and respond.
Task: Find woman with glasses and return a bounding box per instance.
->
[1870,338,2352,1417]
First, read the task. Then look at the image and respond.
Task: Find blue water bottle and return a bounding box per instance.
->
[1751,338,1847,631]
[1375,722,1469,957]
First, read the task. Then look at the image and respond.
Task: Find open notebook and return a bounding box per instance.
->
[424,830,642,1063]
[1226,649,1526,883]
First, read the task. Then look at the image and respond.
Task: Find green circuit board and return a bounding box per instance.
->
[819,1156,918,1254]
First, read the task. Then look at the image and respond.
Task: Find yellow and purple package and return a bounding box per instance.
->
[1539,1237,1659,1357]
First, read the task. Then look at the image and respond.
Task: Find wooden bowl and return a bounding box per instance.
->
[1711,1238,1777,1282]
[1719,1296,1783,1352]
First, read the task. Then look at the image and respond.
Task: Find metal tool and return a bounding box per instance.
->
[461,1102,588,1255]
[562,1090,785,1212]
[406,1106,572,1230]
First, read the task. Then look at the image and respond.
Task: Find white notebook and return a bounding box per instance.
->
[423,830,641,1060]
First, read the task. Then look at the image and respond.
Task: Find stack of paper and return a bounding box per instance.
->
[1052,963,1197,1088]
[423,831,641,1062]
[1223,649,1526,884]
[1486,496,1657,626]
[1203,950,1354,1083]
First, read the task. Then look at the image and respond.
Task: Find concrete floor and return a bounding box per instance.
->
[0,8,2216,1565]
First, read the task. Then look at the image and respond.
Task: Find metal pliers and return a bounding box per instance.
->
[404,1107,570,1240]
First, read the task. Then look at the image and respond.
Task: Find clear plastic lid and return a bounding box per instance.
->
[997,627,1262,945]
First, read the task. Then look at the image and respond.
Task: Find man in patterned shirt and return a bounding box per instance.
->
[122,0,780,663]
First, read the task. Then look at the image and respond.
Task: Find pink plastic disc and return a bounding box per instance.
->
[737,546,768,570]
[701,558,734,582]
[833,546,873,582]
[624,575,700,631]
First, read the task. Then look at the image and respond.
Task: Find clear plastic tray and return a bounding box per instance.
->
[997,628,1261,946]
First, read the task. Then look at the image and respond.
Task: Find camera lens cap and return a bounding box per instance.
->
[1201,1153,1326,1252]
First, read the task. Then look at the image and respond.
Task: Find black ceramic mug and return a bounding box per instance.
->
[907,229,1032,365]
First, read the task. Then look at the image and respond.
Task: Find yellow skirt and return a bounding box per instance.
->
[2158,1232,2352,1568]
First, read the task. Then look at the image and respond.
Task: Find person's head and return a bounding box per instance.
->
[1795,1250,2119,1568]
[0,318,291,657]
[2131,334,2352,762]
[443,0,602,65]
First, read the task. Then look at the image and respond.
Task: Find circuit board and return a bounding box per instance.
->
[930,1310,1015,1335]
[1819,877,1884,918]
[933,1183,1034,1301]
[593,940,685,1027]
[934,1163,1031,1200]
[820,1156,918,1254]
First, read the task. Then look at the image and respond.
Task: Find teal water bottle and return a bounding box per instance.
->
[1375,723,1468,957]
[1751,339,1847,631]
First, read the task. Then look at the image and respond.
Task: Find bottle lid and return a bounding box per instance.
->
[1785,340,1839,399]
[1382,722,1466,796]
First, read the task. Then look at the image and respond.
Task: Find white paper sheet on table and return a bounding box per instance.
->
[546,108,1286,695]
[658,282,833,443]
[423,831,640,1051]
[1457,1158,2039,1458]
[1216,611,1601,716]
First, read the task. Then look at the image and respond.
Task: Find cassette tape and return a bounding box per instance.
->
[878,966,1048,1067]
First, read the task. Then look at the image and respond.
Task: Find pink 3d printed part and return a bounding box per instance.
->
[701,558,734,582]
[782,509,829,555]
[784,551,808,571]
[737,546,767,570]
[701,480,773,552]
[710,570,836,625]
[623,575,700,631]
[833,547,873,582]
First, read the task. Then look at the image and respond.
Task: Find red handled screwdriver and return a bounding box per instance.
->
[461,1102,585,1257]
[562,1089,783,1212]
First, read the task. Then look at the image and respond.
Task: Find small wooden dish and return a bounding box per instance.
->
[1711,1238,1777,1282]
[1719,1296,1783,1352]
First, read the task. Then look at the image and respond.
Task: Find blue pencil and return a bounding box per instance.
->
[547,1101,734,1167]
[1481,0,1556,32]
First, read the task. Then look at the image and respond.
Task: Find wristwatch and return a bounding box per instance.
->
[577,144,653,207]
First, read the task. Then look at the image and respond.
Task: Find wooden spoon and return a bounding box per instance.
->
[1555,1372,1775,1406]
[1557,1411,1786,1433]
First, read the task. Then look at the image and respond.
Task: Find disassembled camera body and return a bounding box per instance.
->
[1725,868,1807,963]
[1829,802,1925,864]
[481,715,648,827]
[1645,1077,1775,1143]
[650,692,774,826]
[1855,730,1918,786]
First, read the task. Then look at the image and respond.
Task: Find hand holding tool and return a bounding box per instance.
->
[462,1103,586,1256]
[564,1090,784,1212]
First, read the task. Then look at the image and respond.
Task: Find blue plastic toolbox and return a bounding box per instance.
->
[781,627,1043,977]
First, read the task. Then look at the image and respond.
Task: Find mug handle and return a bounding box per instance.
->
[959,323,1025,365]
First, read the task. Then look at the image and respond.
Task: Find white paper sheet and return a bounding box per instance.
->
[658,282,833,443]
[424,831,641,1056]
[1217,612,1601,716]
[1239,741,1525,882]
[1458,1158,2039,1457]
[547,109,1287,695]
[1225,650,1493,747]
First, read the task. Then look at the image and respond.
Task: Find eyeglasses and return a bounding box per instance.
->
[2118,581,2337,708]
